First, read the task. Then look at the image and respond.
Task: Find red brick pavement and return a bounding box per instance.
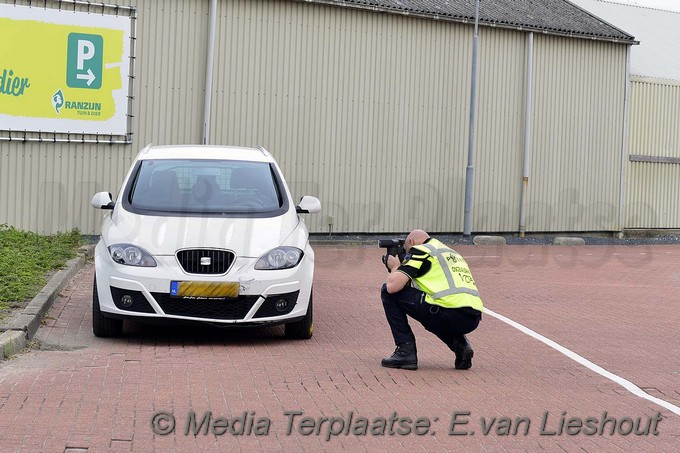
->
[0,244,678,452]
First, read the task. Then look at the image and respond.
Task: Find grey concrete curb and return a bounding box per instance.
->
[553,237,586,246]
[473,235,507,245]
[0,244,95,361]
[0,331,26,361]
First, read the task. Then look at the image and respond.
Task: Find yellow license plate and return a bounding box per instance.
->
[170,281,239,299]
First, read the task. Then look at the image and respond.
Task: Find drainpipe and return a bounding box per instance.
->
[519,32,534,238]
[617,45,631,235]
[202,0,218,145]
[463,0,480,235]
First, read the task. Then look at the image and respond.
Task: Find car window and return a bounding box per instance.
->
[127,159,283,214]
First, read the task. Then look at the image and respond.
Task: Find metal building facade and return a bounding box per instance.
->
[0,0,630,234]
[527,34,626,232]
[569,0,680,231]
[210,0,478,234]
[625,77,680,229]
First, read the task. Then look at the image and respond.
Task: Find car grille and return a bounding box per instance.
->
[177,249,235,275]
[149,291,299,320]
[152,293,260,319]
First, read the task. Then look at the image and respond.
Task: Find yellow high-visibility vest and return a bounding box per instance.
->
[406,238,484,312]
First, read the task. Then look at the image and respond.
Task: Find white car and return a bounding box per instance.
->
[91,144,321,339]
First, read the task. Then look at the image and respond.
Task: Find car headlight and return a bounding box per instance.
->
[255,247,304,270]
[107,244,157,267]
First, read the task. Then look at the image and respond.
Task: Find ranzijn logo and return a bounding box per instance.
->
[52,89,64,113]
[51,89,102,117]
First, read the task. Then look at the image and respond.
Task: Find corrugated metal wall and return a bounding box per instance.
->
[0,144,139,234]
[0,0,630,235]
[133,0,208,144]
[210,0,475,233]
[474,28,526,232]
[208,0,628,234]
[625,76,680,228]
[528,34,626,232]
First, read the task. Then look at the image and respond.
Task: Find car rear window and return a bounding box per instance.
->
[126,159,284,214]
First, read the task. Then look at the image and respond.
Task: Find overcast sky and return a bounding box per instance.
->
[602,0,680,12]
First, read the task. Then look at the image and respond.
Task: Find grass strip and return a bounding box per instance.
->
[0,224,83,310]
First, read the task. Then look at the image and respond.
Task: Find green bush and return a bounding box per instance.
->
[0,225,83,308]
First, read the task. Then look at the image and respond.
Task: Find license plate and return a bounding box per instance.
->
[170,281,239,299]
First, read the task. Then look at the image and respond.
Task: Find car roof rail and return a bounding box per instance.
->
[138,143,154,156]
[256,146,272,157]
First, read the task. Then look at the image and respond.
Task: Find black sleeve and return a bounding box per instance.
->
[396,250,431,279]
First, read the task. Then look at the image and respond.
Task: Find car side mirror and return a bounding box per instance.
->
[92,192,115,210]
[296,196,321,214]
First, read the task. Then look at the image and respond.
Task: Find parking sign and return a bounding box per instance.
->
[67,33,104,89]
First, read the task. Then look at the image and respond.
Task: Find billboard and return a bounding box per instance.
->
[0,4,132,136]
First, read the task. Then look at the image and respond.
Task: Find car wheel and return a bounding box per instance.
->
[284,292,313,340]
[92,276,123,338]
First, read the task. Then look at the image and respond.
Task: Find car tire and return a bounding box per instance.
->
[92,276,123,338]
[284,292,313,340]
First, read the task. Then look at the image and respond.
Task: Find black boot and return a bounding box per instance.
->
[452,335,474,370]
[381,342,418,370]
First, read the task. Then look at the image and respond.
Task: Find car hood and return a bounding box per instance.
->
[102,208,300,257]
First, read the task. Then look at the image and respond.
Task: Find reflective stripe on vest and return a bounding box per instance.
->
[420,242,481,299]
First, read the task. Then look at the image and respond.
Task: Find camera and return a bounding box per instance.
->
[378,238,406,270]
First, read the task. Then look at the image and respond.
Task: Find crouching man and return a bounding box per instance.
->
[381,229,483,370]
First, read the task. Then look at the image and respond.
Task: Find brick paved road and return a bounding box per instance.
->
[0,244,679,452]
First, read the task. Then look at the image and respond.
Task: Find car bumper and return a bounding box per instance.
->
[93,241,314,325]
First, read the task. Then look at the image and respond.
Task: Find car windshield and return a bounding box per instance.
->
[127,159,283,214]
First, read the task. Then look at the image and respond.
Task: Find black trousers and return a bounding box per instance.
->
[381,284,481,351]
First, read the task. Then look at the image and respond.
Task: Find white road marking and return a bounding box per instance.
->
[485,308,680,417]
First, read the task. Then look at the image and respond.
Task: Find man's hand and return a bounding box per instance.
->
[386,254,401,272]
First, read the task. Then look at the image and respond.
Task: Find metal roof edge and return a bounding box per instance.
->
[631,74,680,85]
[562,0,637,41]
[297,0,638,45]
[593,0,680,15]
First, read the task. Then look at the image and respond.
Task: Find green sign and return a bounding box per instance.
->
[66,33,103,89]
